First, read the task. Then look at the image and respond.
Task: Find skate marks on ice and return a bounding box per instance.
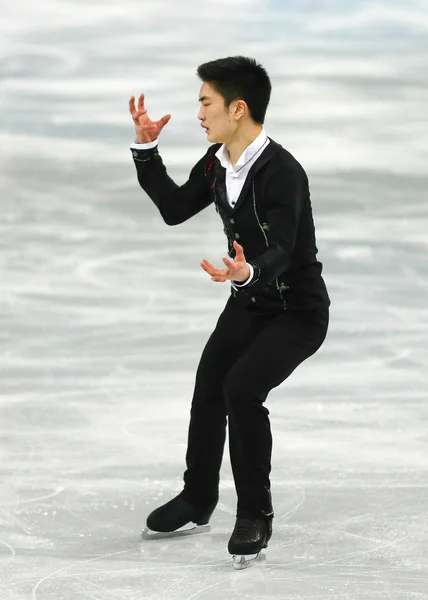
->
[1,388,425,598]
[31,548,140,600]
[259,483,428,597]
[137,482,428,597]
[2,397,426,600]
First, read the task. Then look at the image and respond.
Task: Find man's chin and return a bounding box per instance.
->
[206,131,222,144]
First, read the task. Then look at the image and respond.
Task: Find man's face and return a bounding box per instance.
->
[198,81,237,144]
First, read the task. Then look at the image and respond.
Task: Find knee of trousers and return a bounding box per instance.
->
[223,372,271,417]
[223,372,254,409]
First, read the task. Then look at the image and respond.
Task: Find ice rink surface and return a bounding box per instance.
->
[1,0,427,598]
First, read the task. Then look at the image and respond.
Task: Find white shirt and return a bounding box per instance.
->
[214,128,269,209]
[131,130,270,287]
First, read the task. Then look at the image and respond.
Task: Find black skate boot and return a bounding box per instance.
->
[228,516,273,569]
[141,492,218,540]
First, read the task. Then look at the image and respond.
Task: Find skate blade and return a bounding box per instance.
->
[141,524,211,540]
[232,552,266,570]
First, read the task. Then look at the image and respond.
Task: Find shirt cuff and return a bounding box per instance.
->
[130,139,159,150]
[232,263,254,288]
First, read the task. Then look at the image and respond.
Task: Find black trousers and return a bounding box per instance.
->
[181,292,329,519]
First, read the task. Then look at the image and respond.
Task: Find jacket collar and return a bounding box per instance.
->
[213,138,282,213]
[215,128,268,173]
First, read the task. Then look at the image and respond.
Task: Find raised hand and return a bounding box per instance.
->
[129,93,171,144]
[201,241,251,283]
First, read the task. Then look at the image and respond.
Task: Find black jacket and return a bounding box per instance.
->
[131,138,330,312]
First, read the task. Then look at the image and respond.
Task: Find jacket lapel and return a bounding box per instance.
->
[213,161,229,210]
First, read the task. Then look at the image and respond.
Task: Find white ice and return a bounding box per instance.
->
[0,1,427,598]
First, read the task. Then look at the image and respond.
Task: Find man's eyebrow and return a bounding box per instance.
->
[199,95,211,102]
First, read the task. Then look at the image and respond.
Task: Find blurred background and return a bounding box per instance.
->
[1,1,427,599]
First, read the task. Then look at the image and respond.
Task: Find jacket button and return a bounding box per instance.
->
[230,218,235,224]
[251,297,256,303]
[235,233,240,239]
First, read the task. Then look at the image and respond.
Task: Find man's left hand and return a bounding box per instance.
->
[200,241,251,283]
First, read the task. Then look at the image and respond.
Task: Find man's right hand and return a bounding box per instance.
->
[129,93,171,144]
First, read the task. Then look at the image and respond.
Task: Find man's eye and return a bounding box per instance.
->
[204,104,211,107]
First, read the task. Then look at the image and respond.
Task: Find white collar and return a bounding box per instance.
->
[215,128,268,172]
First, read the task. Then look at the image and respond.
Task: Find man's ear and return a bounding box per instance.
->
[232,100,248,120]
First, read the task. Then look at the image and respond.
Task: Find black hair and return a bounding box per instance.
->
[197,56,272,124]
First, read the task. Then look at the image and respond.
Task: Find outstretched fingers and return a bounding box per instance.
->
[233,241,245,259]
[201,259,226,279]
[129,96,136,115]
[129,97,141,120]
[129,94,147,118]
[157,113,172,130]
[137,93,146,112]
[201,259,216,272]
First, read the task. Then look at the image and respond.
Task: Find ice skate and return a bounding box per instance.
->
[141,493,217,540]
[232,552,266,569]
[228,516,272,570]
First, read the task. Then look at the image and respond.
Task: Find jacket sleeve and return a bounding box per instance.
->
[131,146,213,226]
[244,165,304,288]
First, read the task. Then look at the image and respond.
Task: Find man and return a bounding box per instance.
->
[128,56,330,567]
